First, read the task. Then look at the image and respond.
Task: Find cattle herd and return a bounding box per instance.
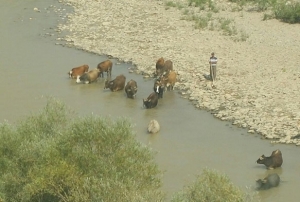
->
[68,58,177,108]
[68,59,284,191]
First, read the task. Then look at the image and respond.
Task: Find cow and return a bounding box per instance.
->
[160,70,177,91]
[147,119,160,134]
[143,92,158,109]
[155,57,165,76]
[256,149,283,169]
[68,64,89,79]
[153,79,164,99]
[163,60,173,74]
[104,74,126,92]
[97,59,113,78]
[125,79,138,98]
[256,173,280,190]
[76,68,100,84]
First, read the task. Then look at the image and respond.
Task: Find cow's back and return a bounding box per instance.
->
[87,69,100,82]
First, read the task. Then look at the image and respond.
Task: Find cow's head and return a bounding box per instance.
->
[104,79,113,89]
[256,155,266,164]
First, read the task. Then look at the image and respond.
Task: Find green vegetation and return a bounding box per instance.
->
[228,0,300,23]
[274,2,300,23]
[171,168,260,202]
[0,98,164,202]
[164,0,299,42]
[0,98,259,201]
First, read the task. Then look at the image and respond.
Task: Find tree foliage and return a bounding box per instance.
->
[0,98,164,202]
[171,168,259,202]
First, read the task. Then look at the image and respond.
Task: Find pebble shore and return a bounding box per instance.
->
[56,0,300,145]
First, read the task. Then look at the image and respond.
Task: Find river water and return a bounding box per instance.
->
[0,1,299,201]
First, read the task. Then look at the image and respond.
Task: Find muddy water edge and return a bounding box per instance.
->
[0,1,300,201]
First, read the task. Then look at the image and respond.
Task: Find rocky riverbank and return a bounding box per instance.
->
[56,0,300,145]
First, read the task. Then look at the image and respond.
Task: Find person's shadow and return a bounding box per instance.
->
[203,74,212,81]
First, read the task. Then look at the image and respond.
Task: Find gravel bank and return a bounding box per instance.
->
[57,0,300,145]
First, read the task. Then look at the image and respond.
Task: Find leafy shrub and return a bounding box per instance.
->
[274,2,300,23]
[0,98,164,202]
[171,168,259,202]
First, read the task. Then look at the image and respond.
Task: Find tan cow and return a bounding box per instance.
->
[76,68,100,84]
[104,74,126,92]
[68,64,89,79]
[160,70,177,91]
[97,60,113,78]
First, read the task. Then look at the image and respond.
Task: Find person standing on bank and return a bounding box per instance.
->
[209,52,218,85]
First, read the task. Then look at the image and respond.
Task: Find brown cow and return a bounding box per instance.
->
[125,79,138,98]
[155,57,165,76]
[143,92,158,109]
[104,74,126,92]
[76,68,100,84]
[97,60,113,78]
[163,60,173,74]
[68,64,89,79]
[160,70,177,91]
[256,149,283,169]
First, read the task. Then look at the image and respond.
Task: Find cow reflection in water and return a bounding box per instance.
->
[256,173,280,190]
[143,92,158,109]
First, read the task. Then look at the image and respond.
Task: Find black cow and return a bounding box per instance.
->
[143,92,158,109]
[256,149,283,169]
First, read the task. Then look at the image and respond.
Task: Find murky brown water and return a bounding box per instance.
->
[1,1,300,201]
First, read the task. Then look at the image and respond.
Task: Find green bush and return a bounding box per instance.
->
[171,168,259,202]
[0,98,164,202]
[274,2,300,23]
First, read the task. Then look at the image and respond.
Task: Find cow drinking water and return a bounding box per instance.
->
[104,74,126,92]
[143,92,158,109]
[68,64,89,79]
[125,79,138,98]
[256,149,283,169]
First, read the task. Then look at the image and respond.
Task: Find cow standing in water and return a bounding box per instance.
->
[256,149,283,169]
[125,79,138,98]
[76,68,100,84]
[153,79,164,99]
[104,74,126,92]
[97,60,113,78]
[160,70,177,91]
[68,64,89,79]
[143,92,158,109]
